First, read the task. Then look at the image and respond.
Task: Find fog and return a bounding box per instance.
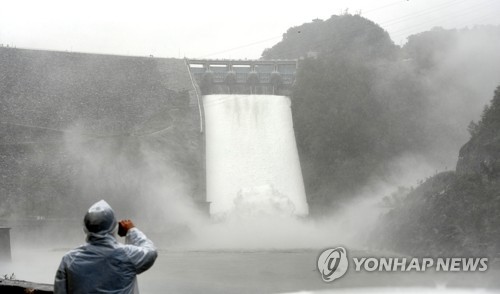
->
[0,144,472,291]
[44,95,441,252]
[62,124,204,234]
[1,0,499,58]
[2,128,439,252]
[417,27,500,164]
[2,10,500,293]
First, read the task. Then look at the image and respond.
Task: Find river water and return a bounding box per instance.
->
[2,246,500,293]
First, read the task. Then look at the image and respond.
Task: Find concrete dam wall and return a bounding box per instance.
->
[0,47,308,219]
[0,48,204,217]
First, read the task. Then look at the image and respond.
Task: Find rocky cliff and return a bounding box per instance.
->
[373,85,500,257]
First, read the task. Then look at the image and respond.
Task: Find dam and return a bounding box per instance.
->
[0,48,311,292]
[0,48,307,221]
[203,94,309,216]
[186,59,308,216]
[187,59,297,96]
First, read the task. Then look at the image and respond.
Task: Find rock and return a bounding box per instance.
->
[456,131,500,180]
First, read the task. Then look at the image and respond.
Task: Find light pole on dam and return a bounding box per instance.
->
[187,59,309,217]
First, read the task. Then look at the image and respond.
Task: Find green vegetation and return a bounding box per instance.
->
[2,13,500,260]
[373,86,500,256]
[262,15,432,206]
[472,86,500,137]
[263,14,500,254]
[262,15,500,216]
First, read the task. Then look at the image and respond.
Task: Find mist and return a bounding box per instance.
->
[2,27,499,247]
[2,14,500,293]
[410,26,500,165]
[57,126,440,251]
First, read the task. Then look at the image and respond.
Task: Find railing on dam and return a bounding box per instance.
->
[186,59,297,95]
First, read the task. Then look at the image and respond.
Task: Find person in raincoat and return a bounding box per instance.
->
[54,200,157,294]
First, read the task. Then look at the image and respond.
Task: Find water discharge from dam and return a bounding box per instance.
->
[203,94,309,217]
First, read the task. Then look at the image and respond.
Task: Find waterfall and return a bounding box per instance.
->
[203,94,309,217]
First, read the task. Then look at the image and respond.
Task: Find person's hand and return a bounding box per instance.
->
[118,219,135,237]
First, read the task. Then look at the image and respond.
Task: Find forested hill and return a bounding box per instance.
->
[261,14,500,212]
[373,86,500,257]
[268,14,500,255]
[262,15,397,61]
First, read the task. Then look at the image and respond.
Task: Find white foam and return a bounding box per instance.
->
[203,95,309,216]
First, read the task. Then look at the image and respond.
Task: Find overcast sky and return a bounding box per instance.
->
[0,0,499,59]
